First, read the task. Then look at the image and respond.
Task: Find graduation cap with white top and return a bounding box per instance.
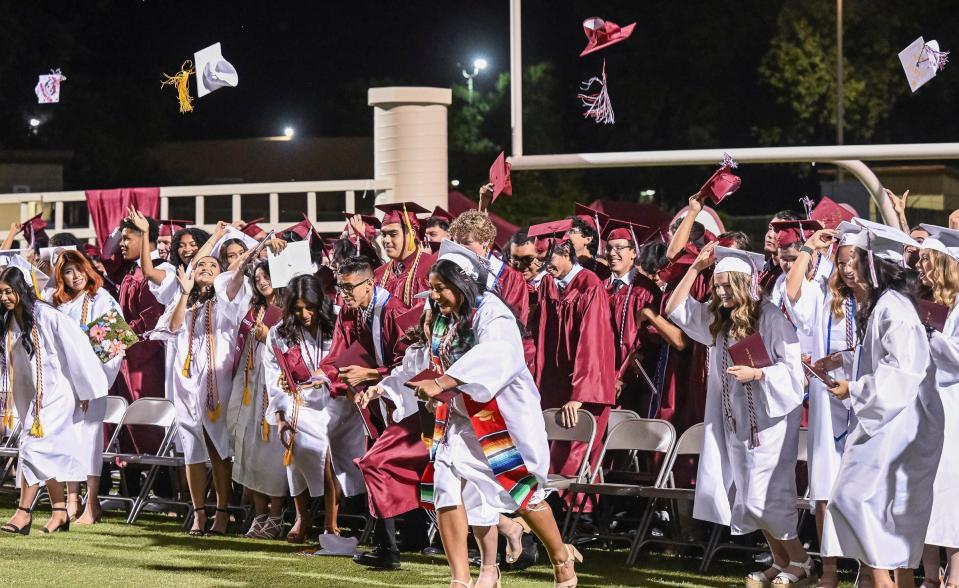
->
[919,223,959,262]
[4,254,50,295]
[852,217,921,286]
[209,226,259,259]
[194,43,239,98]
[436,239,489,286]
[836,221,869,250]
[714,246,765,276]
[899,36,949,92]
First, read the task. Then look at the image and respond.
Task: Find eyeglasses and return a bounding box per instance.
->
[567,228,584,236]
[335,278,371,294]
[509,255,538,268]
[608,245,634,253]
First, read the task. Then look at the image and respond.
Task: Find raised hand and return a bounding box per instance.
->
[176,265,195,295]
[691,241,718,272]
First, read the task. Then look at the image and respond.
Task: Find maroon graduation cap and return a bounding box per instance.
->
[573,203,610,234]
[375,202,430,230]
[342,212,382,230]
[602,218,648,246]
[488,151,513,203]
[810,196,857,231]
[19,213,47,248]
[528,219,573,252]
[698,153,741,206]
[771,219,824,249]
[332,340,376,370]
[240,217,267,239]
[579,17,637,57]
[158,219,192,238]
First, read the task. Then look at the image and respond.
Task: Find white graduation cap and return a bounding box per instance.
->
[919,223,959,262]
[35,69,66,104]
[437,239,489,285]
[853,218,919,262]
[713,246,765,276]
[4,254,50,294]
[209,227,259,259]
[836,221,869,250]
[267,240,312,288]
[899,36,949,93]
[39,245,77,267]
[194,43,239,98]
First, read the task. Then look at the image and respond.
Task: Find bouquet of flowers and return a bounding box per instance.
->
[83,309,139,363]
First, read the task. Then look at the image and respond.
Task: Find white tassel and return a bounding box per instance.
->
[578,60,615,125]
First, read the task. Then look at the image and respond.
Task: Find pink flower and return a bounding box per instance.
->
[89,325,106,342]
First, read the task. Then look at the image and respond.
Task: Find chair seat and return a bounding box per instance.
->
[637,487,695,501]
[104,452,184,467]
[546,473,578,491]
[566,482,648,497]
[0,447,19,458]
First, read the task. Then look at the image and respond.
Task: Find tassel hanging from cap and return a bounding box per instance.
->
[160,60,195,114]
[721,152,739,169]
[924,44,950,71]
[799,196,815,219]
[578,60,615,125]
[866,232,879,288]
[261,419,270,442]
[30,267,40,298]
[402,204,417,257]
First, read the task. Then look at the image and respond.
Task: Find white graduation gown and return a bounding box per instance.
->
[150,272,248,464]
[148,262,181,404]
[380,295,551,524]
[669,298,805,539]
[225,295,288,497]
[783,273,858,503]
[9,304,109,486]
[924,302,959,548]
[54,289,125,480]
[822,291,941,569]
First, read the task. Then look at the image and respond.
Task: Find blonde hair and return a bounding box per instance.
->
[829,246,863,319]
[708,271,761,342]
[448,210,496,246]
[924,249,959,308]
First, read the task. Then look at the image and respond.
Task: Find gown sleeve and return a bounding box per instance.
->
[263,328,292,425]
[214,271,253,326]
[929,304,959,388]
[444,302,526,404]
[847,300,930,436]
[149,302,184,341]
[149,264,179,307]
[783,278,824,341]
[752,305,806,419]
[569,284,616,405]
[50,310,109,402]
[668,295,715,347]
[378,343,429,423]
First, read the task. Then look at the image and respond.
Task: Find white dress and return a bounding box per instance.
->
[263,325,332,497]
[783,273,858,504]
[150,272,249,464]
[669,298,805,539]
[54,289,125,480]
[924,302,959,548]
[225,298,288,497]
[148,262,183,404]
[379,295,551,526]
[822,291,941,569]
[7,304,109,486]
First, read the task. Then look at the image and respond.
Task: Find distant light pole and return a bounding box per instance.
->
[462,58,488,104]
[284,126,295,138]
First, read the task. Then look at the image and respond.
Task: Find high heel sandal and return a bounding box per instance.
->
[188,509,207,537]
[449,580,473,588]
[0,506,33,536]
[771,558,818,587]
[553,544,583,588]
[244,514,267,538]
[40,507,70,534]
[477,564,501,588]
[286,514,312,544]
[205,508,230,536]
[504,517,531,564]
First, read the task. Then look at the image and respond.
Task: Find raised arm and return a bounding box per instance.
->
[883,188,911,233]
[664,241,715,317]
[785,229,836,304]
[0,221,21,251]
[191,221,229,266]
[127,207,168,286]
[224,249,255,301]
[665,194,703,261]
[640,307,689,351]
[168,266,193,332]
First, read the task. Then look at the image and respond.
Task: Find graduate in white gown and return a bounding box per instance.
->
[666,244,815,588]
[821,220,941,588]
[263,273,337,545]
[781,224,862,588]
[150,253,252,536]
[224,260,288,539]
[50,250,125,526]
[0,262,108,536]
[360,240,581,588]
[916,225,959,588]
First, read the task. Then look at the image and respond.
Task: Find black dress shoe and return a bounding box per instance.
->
[353,546,401,569]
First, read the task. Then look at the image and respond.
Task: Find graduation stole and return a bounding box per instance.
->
[241,307,266,407]
[279,330,322,465]
[1,313,45,437]
[419,312,538,511]
[182,299,221,422]
[378,250,423,307]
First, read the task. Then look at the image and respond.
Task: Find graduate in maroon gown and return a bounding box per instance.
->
[602,220,664,418]
[116,216,167,452]
[528,221,616,478]
[373,202,436,308]
[759,210,802,295]
[569,203,612,281]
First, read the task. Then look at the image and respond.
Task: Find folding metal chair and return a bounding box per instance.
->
[99,398,186,523]
[563,418,676,543]
[606,408,641,472]
[0,419,22,490]
[629,422,706,566]
[542,408,597,492]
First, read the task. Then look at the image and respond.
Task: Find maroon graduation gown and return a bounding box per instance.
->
[605,271,663,417]
[373,250,436,309]
[531,268,616,478]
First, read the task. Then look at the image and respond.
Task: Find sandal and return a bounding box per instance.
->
[188,509,207,537]
[504,517,531,564]
[261,515,283,539]
[477,563,501,588]
[40,507,71,534]
[205,508,230,536]
[286,514,312,544]
[746,564,782,588]
[553,544,582,588]
[0,506,33,536]
[449,581,473,588]
[772,558,818,587]
[244,514,267,539]
[920,580,941,588]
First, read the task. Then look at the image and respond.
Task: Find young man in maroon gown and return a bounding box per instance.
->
[373,202,436,309]
[568,203,611,280]
[528,221,616,479]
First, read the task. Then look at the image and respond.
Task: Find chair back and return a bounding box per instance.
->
[607,408,640,434]
[120,398,176,428]
[597,418,676,487]
[661,422,705,488]
[104,396,128,425]
[543,408,597,483]
[797,427,809,463]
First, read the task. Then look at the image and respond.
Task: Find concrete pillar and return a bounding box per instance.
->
[368,87,452,212]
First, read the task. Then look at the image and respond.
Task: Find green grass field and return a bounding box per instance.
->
[0,501,861,587]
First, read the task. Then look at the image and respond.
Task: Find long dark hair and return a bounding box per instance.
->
[857,254,918,341]
[249,260,283,310]
[276,274,336,346]
[186,256,222,308]
[170,227,212,269]
[0,267,50,357]
[216,238,248,269]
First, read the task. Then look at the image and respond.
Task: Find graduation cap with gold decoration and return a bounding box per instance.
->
[376,202,430,256]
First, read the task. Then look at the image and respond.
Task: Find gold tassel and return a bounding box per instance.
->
[283,444,293,466]
[207,402,222,423]
[181,353,192,378]
[30,267,40,298]
[421,434,432,450]
[160,60,195,114]
[2,410,13,430]
[402,203,417,256]
[29,416,43,438]
[261,420,270,442]
[242,384,252,406]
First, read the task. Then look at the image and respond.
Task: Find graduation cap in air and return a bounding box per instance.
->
[899,36,949,93]
[528,219,573,254]
[194,43,239,98]
[698,153,741,206]
[488,151,512,203]
[239,218,267,239]
[809,196,857,230]
[35,69,66,104]
[771,219,823,249]
[919,223,959,262]
[579,17,637,57]
[602,218,648,247]
[578,17,634,125]
[158,219,192,238]
[19,213,48,249]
